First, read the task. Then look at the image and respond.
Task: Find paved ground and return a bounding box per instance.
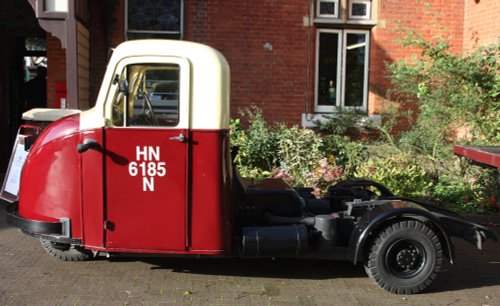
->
[0,202,499,306]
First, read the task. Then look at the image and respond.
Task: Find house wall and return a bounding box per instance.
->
[183,0,467,125]
[185,1,310,124]
[43,0,496,125]
[464,0,500,51]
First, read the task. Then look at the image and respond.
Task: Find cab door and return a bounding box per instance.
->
[104,57,190,251]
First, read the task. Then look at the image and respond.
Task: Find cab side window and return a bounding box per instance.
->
[111,63,180,127]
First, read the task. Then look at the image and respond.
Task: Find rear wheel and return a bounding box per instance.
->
[364,220,443,294]
[40,238,93,261]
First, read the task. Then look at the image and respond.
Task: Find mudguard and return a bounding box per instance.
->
[348,198,497,264]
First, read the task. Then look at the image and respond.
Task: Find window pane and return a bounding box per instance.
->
[351,3,367,17]
[318,32,339,107]
[344,33,367,107]
[119,63,180,127]
[44,0,68,12]
[127,0,181,33]
[25,37,46,51]
[319,1,336,16]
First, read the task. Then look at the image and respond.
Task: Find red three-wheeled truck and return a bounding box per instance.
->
[1,40,496,294]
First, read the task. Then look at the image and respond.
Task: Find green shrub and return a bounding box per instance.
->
[305,158,345,198]
[230,107,278,179]
[433,165,499,214]
[231,107,326,186]
[355,154,433,198]
[322,134,367,177]
[313,107,369,178]
[388,36,499,145]
[274,125,324,187]
[315,107,368,136]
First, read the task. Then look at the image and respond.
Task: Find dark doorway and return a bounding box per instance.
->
[0,0,45,173]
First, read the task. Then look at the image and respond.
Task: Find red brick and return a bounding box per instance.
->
[46,34,66,108]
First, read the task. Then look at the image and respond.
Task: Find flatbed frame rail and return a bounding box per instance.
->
[454,145,500,169]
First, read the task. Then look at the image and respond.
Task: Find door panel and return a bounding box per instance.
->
[105,128,187,250]
[103,58,190,251]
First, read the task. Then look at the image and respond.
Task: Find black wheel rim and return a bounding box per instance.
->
[385,239,427,278]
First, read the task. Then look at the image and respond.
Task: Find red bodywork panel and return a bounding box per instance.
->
[18,114,233,255]
[19,115,83,238]
[190,130,232,253]
[80,128,105,248]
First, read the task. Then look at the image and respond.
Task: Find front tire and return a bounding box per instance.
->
[364,220,443,294]
[40,238,93,261]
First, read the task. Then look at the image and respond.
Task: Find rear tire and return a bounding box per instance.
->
[40,238,93,261]
[364,220,443,294]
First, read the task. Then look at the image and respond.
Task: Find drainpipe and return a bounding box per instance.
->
[305,0,312,117]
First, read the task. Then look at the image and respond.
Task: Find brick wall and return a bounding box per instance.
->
[80,0,496,126]
[46,33,66,108]
[464,0,500,51]
[184,0,467,124]
[185,0,310,124]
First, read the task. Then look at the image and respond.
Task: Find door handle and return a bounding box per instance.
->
[77,139,100,153]
[169,133,186,143]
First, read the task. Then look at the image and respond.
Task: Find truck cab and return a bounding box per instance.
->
[3,40,496,294]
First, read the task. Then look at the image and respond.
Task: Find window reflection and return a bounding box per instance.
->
[127,0,182,39]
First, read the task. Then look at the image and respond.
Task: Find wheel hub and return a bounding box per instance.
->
[396,249,418,269]
[385,239,427,278]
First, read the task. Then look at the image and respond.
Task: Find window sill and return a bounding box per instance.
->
[314,18,377,26]
[301,113,381,128]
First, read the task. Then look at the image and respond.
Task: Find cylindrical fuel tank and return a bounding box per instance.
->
[241,225,308,258]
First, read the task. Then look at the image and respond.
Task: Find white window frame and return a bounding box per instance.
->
[314,29,342,113]
[341,30,370,110]
[348,0,371,20]
[316,0,340,19]
[314,29,370,112]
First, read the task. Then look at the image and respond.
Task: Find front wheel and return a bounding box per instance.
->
[364,220,443,294]
[40,238,93,261]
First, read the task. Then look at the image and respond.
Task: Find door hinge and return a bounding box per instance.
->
[104,220,115,231]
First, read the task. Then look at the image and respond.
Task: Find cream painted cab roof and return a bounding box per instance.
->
[81,39,230,131]
[111,39,225,63]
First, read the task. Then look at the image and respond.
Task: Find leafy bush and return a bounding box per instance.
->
[229,87,499,213]
[433,165,499,214]
[230,107,278,178]
[388,36,500,145]
[355,154,433,198]
[314,107,369,178]
[305,158,345,198]
[315,107,368,136]
[231,107,326,187]
[382,33,499,213]
[274,125,324,187]
[322,134,367,177]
